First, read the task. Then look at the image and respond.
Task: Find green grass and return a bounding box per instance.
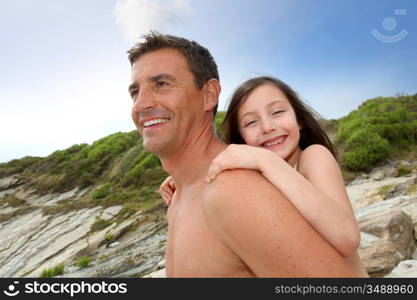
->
[90,217,112,232]
[407,184,417,195]
[75,256,92,268]
[91,183,112,200]
[40,263,64,278]
[0,194,26,207]
[378,184,394,199]
[104,232,113,241]
[397,165,413,177]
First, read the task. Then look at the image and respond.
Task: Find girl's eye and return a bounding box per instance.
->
[245,120,257,127]
[273,110,283,115]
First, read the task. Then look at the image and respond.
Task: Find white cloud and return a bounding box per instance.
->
[113,0,191,43]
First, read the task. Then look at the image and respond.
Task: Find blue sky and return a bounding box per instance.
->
[1,0,416,163]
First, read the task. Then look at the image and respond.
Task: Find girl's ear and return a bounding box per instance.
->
[203,79,221,112]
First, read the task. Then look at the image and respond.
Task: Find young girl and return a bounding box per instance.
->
[159,76,367,275]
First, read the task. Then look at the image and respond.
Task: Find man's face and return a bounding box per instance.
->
[129,48,205,156]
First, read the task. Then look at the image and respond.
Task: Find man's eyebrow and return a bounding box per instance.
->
[128,74,176,95]
[149,74,176,82]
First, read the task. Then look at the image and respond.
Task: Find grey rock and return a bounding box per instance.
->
[108,242,120,248]
[143,268,166,278]
[0,176,24,191]
[358,209,415,259]
[358,236,402,277]
[100,205,123,221]
[385,260,417,278]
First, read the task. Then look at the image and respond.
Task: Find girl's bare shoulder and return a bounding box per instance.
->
[297,144,339,177]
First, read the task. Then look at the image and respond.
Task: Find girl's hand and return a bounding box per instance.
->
[206,144,268,183]
[159,176,176,206]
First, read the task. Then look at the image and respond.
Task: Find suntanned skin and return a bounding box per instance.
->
[130,47,363,277]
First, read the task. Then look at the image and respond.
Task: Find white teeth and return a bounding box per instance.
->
[143,118,169,127]
[264,137,285,147]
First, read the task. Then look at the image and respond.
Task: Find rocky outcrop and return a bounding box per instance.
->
[357,232,403,277]
[357,209,415,259]
[0,176,167,278]
[385,260,417,277]
[347,160,417,277]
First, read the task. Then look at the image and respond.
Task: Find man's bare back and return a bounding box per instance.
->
[166,168,361,277]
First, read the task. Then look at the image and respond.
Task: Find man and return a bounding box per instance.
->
[128,32,361,277]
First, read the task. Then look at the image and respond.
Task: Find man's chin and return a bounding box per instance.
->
[143,140,165,155]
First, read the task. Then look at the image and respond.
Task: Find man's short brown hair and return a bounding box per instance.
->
[127,32,219,116]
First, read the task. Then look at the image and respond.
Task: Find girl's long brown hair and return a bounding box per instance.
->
[222,76,337,159]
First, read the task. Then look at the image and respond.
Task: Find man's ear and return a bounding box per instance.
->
[203,79,221,112]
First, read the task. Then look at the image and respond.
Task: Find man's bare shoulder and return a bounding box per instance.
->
[202,168,289,220]
[205,168,284,201]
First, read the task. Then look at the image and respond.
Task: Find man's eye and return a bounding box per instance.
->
[156,81,169,88]
[130,90,138,99]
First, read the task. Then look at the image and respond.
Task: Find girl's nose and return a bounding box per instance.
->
[261,118,275,134]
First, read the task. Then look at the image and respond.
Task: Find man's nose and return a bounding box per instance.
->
[132,88,156,112]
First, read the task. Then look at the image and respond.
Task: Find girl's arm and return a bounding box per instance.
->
[207,144,360,257]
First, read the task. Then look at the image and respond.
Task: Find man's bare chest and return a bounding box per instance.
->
[165,191,248,277]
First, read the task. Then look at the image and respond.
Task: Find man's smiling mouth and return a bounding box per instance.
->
[142,118,170,127]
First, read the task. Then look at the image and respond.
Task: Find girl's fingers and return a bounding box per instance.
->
[207,157,229,183]
[168,180,176,189]
[159,187,172,203]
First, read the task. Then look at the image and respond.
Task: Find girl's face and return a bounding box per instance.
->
[237,84,302,165]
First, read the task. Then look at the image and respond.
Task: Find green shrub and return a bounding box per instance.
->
[336,94,417,172]
[40,263,64,278]
[92,183,112,199]
[122,153,162,186]
[0,156,42,177]
[215,111,225,140]
[75,256,92,268]
[342,129,389,171]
